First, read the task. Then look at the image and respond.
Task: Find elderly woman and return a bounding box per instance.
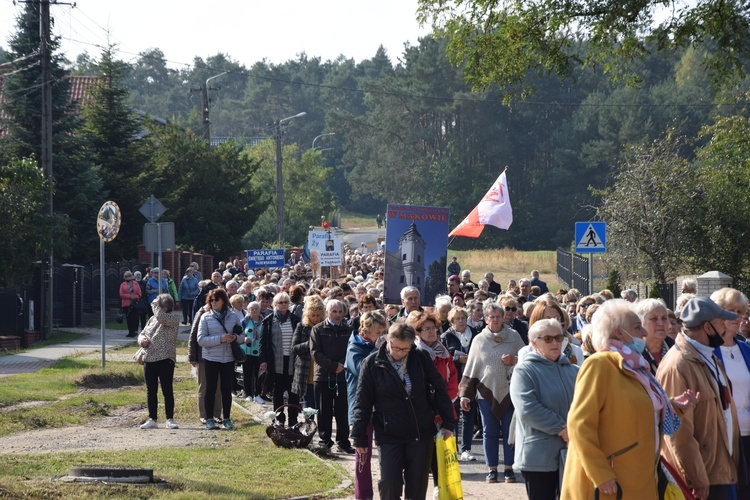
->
[510,319,579,499]
[352,322,455,500]
[411,311,459,496]
[636,298,673,374]
[460,301,525,484]
[441,306,479,461]
[468,300,486,331]
[561,299,698,498]
[345,310,387,500]
[138,294,181,430]
[197,288,244,430]
[260,291,300,426]
[291,295,325,411]
[498,294,529,345]
[711,287,750,492]
[119,270,142,338]
[521,298,583,366]
[240,301,264,403]
[434,296,453,334]
[574,295,597,333]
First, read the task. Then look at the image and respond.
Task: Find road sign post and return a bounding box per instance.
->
[97,201,121,369]
[575,222,606,295]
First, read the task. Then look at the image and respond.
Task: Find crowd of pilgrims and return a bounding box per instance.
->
[124,244,750,500]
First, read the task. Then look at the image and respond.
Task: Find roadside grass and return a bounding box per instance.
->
[0,346,346,498]
[0,424,343,498]
[449,248,562,291]
[339,208,378,230]
[0,329,86,357]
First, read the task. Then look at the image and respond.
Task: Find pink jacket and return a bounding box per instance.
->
[119,279,142,307]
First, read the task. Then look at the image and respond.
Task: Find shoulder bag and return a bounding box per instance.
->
[218,317,247,363]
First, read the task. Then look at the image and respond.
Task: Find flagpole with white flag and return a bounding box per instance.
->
[449,167,513,238]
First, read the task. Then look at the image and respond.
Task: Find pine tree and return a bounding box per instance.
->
[81,45,150,259]
[0,3,103,262]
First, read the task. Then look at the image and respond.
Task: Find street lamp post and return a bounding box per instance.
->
[275,112,307,244]
[312,132,335,150]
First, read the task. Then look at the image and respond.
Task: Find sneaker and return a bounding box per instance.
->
[140,418,158,430]
[254,396,266,404]
[486,469,498,483]
[165,419,179,429]
[336,443,356,454]
[206,418,217,430]
[460,450,476,461]
[245,396,254,402]
[504,469,517,483]
[433,486,440,499]
[222,418,235,430]
[199,417,207,424]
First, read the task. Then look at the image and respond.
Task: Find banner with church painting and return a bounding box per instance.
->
[384,204,449,307]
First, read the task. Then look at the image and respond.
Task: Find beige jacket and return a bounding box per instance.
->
[656,333,740,490]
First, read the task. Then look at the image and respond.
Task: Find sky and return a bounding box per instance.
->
[0,0,431,69]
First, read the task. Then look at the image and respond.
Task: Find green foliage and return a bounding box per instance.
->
[0,158,69,287]
[0,4,102,263]
[593,131,698,283]
[649,285,663,299]
[694,107,750,279]
[242,141,335,248]
[417,0,750,98]
[605,269,622,299]
[144,123,268,256]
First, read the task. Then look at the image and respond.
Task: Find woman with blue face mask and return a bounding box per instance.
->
[636,299,673,375]
[561,299,698,499]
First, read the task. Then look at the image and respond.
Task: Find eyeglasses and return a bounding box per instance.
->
[539,335,565,344]
[389,342,412,354]
[276,301,289,305]
[504,306,517,312]
[209,298,222,303]
[420,326,438,332]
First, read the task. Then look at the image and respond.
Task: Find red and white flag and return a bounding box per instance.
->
[449,169,513,238]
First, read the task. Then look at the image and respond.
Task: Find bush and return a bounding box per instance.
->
[605,270,622,299]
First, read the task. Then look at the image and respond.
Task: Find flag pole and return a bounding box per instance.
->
[447,236,457,248]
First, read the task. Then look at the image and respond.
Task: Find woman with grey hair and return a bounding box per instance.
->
[260,291,300,426]
[562,299,698,498]
[460,301,525,484]
[636,298,674,375]
[138,294,181,430]
[510,319,578,499]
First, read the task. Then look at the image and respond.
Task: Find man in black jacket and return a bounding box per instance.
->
[310,299,354,453]
[352,322,455,500]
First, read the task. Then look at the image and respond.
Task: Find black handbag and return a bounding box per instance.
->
[218,317,247,363]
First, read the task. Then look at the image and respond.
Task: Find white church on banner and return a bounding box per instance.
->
[385,222,426,298]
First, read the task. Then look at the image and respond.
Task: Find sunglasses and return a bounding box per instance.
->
[209,298,222,302]
[504,306,517,312]
[581,303,594,308]
[539,334,565,344]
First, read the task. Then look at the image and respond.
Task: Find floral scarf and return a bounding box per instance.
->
[415,337,450,361]
[608,340,681,438]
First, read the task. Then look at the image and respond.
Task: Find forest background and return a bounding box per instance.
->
[3,2,750,288]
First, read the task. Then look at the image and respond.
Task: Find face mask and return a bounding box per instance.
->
[622,329,646,354]
[707,323,725,348]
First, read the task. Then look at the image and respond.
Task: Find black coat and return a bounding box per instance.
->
[259,311,300,391]
[310,320,353,382]
[441,325,479,380]
[351,344,455,447]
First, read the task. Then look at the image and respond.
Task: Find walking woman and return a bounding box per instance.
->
[459,301,525,484]
[260,292,300,426]
[352,322,455,500]
[119,271,142,338]
[197,288,244,430]
[291,295,325,410]
[510,319,578,499]
[138,294,181,429]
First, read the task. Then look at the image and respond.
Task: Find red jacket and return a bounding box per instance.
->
[119,279,142,307]
[433,355,459,419]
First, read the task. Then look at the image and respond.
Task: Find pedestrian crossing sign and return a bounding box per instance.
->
[575,222,606,253]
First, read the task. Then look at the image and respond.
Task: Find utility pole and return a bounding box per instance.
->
[274,112,306,244]
[191,71,229,148]
[40,0,54,339]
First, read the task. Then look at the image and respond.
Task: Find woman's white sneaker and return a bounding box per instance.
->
[140,418,158,429]
[460,450,476,461]
[165,419,179,429]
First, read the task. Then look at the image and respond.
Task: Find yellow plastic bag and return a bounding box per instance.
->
[436,435,463,500]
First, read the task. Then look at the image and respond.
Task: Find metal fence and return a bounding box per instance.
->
[557,248,590,294]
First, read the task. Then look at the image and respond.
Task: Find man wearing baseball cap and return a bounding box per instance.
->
[657,296,741,500]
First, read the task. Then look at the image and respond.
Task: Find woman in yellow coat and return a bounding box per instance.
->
[561,300,698,499]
